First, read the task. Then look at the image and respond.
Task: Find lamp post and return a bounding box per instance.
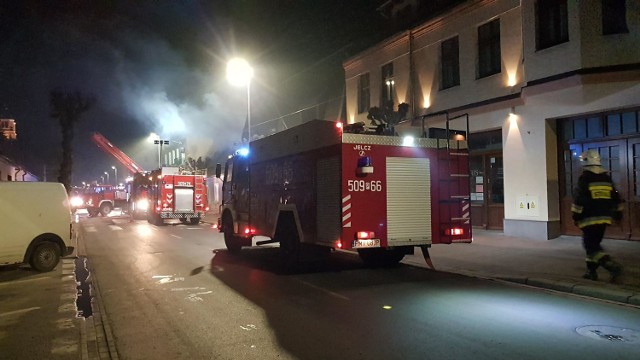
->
[112,166,118,186]
[100,175,104,184]
[226,58,253,143]
[154,139,169,168]
[104,171,110,184]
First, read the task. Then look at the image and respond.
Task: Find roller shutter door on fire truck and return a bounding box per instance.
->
[386,157,432,245]
[175,188,194,211]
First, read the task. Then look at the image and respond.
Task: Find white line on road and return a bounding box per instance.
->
[108,225,123,231]
[85,226,97,232]
[171,234,182,239]
[0,307,40,317]
[0,277,49,286]
[296,280,350,301]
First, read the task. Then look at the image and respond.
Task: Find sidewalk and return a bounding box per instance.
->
[403,230,640,306]
[202,210,640,306]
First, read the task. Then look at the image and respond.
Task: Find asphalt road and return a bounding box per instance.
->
[80,216,640,360]
[2,214,640,359]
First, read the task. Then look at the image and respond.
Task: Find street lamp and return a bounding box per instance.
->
[111,166,118,187]
[226,58,253,143]
[100,175,105,184]
[154,139,170,168]
[104,171,110,184]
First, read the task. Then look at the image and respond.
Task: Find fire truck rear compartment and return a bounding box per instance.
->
[386,157,431,246]
[174,188,194,212]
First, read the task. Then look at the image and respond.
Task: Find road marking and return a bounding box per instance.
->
[108,225,122,231]
[85,226,97,232]
[296,280,350,301]
[153,275,185,284]
[0,277,49,286]
[185,291,212,302]
[186,227,201,230]
[0,307,40,317]
[171,234,182,239]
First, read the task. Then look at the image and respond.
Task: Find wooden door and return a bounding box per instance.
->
[469,153,504,230]
[561,139,639,240]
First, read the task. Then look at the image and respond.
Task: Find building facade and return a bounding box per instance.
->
[344,0,640,240]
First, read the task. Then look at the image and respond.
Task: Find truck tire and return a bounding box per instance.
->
[275,214,301,271]
[100,203,112,216]
[88,209,100,217]
[29,242,60,272]
[358,248,405,268]
[189,217,200,225]
[223,215,242,254]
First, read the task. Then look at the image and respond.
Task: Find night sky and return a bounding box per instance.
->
[0,0,387,185]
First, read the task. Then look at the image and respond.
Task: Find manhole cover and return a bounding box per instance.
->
[576,326,640,343]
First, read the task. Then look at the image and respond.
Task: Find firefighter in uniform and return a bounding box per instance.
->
[571,149,624,282]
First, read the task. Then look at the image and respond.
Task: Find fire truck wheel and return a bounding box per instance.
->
[276,216,301,270]
[29,242,61,272]
[223,216,242,254]
[100,203,112,216]
[357,248,405,268]
[88,209,99,217]
[189,217,200,225]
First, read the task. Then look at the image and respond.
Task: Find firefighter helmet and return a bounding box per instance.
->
[579,150,601,166]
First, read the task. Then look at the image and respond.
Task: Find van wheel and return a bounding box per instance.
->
[100,203,112,216]
[30,242,60,272]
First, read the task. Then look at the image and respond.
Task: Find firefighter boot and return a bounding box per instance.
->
[582,260,599,281]
[599,256,623,283]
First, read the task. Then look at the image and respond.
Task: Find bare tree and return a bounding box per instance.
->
[50,90,95,191]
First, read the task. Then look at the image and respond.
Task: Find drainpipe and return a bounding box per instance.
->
[409,29,416,119]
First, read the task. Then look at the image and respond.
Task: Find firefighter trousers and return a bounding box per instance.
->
[581,223,607,258]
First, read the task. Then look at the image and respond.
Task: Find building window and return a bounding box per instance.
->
[381,62,394,110]
[357,73,370,114]
[477,19,501,79]
[602,0,628,35]
[441,36,460,89]
[536,0,568,50]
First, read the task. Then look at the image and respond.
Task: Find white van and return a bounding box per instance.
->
[0,182,76,272]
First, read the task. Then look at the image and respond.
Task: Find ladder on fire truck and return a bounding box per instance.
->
[91,132,146,175]
[422,112,473,243]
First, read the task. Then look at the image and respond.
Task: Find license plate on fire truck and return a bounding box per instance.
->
[352,239,380,248]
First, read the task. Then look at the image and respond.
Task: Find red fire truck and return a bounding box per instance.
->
[87,132,149,217]
[91,132,208,224]
[78,184,129,217]
[216,118,472,267]
[146,166,209,225]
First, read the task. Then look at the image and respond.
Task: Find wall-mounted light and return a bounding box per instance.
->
[507,75,517,87]
[509,106,518,125]
[423,95,431,109]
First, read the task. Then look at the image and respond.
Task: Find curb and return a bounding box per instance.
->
[401,257,640,307]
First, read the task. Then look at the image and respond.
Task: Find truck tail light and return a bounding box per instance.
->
[445,227,464,236]
[357,231,375,239]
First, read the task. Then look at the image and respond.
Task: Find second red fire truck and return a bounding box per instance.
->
[146,166,209,225]
[217,118,472,267]
[90,132,209,225]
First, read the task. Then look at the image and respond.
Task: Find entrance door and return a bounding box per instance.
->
[561,139,640,240]
[470,153,504,229]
